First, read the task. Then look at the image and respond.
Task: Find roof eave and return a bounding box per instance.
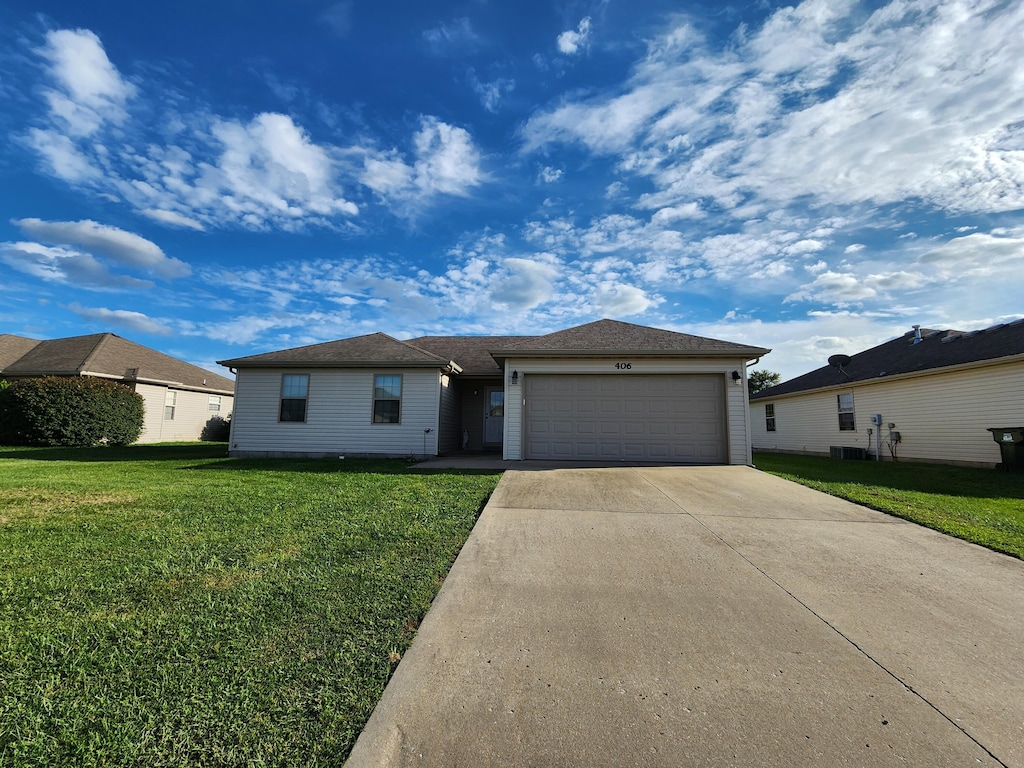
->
[752,352,1024,401]
[219,359,458,370]
[490,347,770,360]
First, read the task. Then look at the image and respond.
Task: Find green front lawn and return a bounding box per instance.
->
[753,452,1024,559]
[0,444,501,767]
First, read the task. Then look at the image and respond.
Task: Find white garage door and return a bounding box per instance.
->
[524,374,727,462]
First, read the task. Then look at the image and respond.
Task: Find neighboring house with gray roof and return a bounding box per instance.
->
[749,320,1024,467]
[0,333,235,444]
[219,319,770,464]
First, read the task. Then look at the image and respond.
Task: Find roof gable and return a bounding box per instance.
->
[492,319,770,357]
[219,332,453,368]
[753,319,1024,400]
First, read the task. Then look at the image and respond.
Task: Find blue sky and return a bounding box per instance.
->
[1,0,1022,380]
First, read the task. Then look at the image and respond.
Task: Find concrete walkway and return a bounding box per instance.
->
[346,466,1024,767]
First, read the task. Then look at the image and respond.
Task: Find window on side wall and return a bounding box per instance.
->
[373,374,402,424]
[164,390,176,420]
[280,374,309,422]
[837,393,855,431]
[208,395,221,412]
[765,403,776,432]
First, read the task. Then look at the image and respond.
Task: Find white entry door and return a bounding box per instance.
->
[484,387,504,444]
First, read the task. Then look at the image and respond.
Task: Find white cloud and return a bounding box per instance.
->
[13,218,190,279]
[557,17,592,55]
[21,28,496,231]
[539,166,563,184]
[490,257,558,309]
[593,283,654,315]
[206,113,359,226]
[36,28,136,136]
[67,303,172,335]
[468,70,515,113]
[140,209,205,231]
[26,128,98,182]
[362,117,484,208]
[524,0,1024,218]
[651,203,704,224]
[0,241,154,290]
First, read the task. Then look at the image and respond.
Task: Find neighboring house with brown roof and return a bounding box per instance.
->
[749,321,1024,467]
[0,333,235,443]
[218,319,770,463]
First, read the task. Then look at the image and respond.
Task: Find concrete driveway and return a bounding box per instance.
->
[346,465,1024,767]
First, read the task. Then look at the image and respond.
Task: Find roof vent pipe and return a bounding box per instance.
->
[912,324,922,344]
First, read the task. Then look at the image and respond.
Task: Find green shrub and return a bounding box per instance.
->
[200,414,231,441]
[0,376,144,446]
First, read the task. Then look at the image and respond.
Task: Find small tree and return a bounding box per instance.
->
[0,376,144,447]
[748,369,782,397]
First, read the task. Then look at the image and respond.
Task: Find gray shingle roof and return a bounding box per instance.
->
[0,334,41,371]
[408,336,531,376]
[752,319,1024,400]
[221,320,769,374]
[219,333,454,368]
[491,319,770,357]
[1,333,235,393]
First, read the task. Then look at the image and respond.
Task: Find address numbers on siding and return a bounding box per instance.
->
[614,362,632,370]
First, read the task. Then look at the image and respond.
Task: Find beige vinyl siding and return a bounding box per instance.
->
[502,358,753,464]
[135,383,234,443]
[437,373,461,454]
[751,361,1023,466]
[229,368,442,457]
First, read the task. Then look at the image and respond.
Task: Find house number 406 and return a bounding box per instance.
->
[614,362,632,370]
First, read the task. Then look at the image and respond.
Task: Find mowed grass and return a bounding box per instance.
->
[0,444,501,767]
[753,452,1024,559]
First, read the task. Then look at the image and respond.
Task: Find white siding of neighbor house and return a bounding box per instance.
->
[229,368,442,457]
[135,383,234,443]
[750,360,1024,466]
[502,357,754,465]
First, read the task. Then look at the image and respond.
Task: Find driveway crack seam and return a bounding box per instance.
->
[696,516,1009,768]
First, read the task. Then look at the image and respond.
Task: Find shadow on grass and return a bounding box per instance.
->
[753,452,1024,500]
[0,443,231,462]
[0,443,501,476]
[184,457,502,476]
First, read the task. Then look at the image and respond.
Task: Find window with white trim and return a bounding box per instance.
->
[280,374,309,422]
[164,390,176,420]
[837,393,855,431]
[372,374,402,424]
[765,403,776,432]
[208,395,222,412]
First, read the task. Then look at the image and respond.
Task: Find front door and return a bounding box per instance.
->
[484,387,504,445]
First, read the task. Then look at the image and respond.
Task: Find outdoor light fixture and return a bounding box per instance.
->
[511,370,519,384]
[731,370,742,383]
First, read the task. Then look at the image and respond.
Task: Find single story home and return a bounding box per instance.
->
[0,332,235,443]
[750,320,1024,467]
[218,319,770,464]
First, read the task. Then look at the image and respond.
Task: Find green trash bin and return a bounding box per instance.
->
[987,428,1024,472]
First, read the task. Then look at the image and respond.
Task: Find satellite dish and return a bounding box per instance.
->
[828,354,852,377]
[828,354,852,368]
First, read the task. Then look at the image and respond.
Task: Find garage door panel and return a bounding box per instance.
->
[524,374,726,463]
